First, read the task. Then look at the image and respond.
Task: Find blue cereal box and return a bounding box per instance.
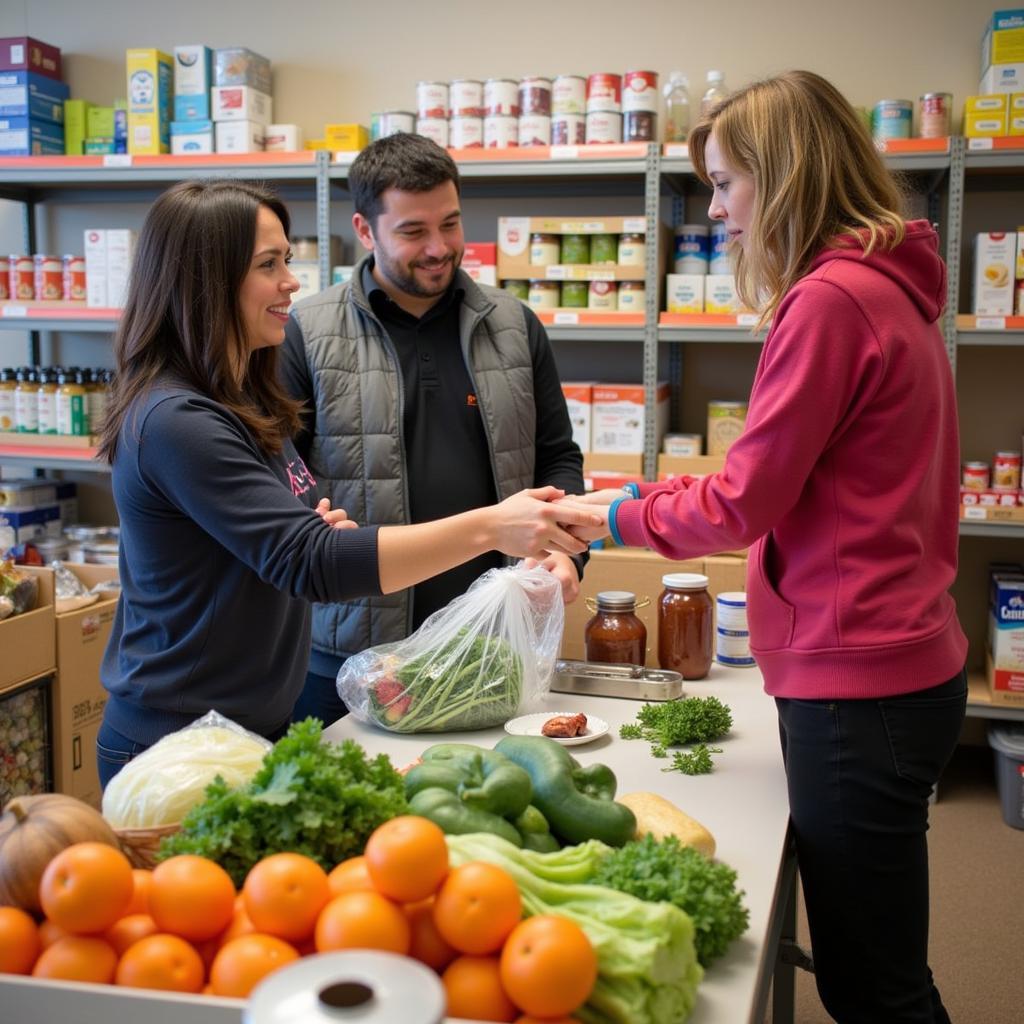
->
[173,45,212,121]
[0,115,64,155]
[0,71,69,124]
[126,48,172,154]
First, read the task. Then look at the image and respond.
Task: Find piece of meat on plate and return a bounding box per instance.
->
[541,713,588,738]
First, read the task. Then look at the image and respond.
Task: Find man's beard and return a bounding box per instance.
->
[376,248,461,299]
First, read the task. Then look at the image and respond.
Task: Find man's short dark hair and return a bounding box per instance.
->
[349,133,461,226]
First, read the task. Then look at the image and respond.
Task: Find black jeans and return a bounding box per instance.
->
[290,667,349,728]
[776,668,966,1024]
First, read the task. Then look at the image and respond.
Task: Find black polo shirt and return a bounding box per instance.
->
[363,261,501,628]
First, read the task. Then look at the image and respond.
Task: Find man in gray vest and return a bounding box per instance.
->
[280,133,586,726]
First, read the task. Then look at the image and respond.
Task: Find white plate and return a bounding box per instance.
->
[503,711,610,746]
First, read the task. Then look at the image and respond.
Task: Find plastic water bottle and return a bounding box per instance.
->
[663,72,691,142]
[700,70,727,116]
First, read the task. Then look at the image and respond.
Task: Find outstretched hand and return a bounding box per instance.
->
[316,497,359,530]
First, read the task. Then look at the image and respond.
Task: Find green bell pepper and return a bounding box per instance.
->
[408,787,524,847]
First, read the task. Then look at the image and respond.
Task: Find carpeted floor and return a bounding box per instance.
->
[778,742,1024,1023]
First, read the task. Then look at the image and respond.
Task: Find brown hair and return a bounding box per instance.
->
[689,70,906,328]
[98,179,302,462]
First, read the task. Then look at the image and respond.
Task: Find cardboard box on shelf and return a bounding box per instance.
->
[0,566,55,691]
[323,123,368,151]
[980,63,1024,94]
[973,232,1016,315]
[658,454,726,478]
[173,45,212,122]
[561,547,703,667]
[0,671,54,800]
[126,48,172,155]
[212,86,272,125]
[0,36,62,79]
[591,382,670,455]
[51,564,119,808]
[981,11,1024,74]
[562,382,594,454]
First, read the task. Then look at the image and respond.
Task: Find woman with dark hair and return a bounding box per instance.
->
[562,71,967,1022]
[96,178,596,786]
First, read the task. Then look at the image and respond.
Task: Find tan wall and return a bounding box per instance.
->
[0,0,987,139]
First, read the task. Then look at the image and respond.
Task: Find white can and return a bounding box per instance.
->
[449,79,483,117]
[484,78,519,117]
[415,116,449,148]
[622,70,659,112]
[373,110,416,139]
[716,627,755,666]
[716,591,749,630]
[551,113,585,146]
[518,114,551,148]
[519,77,552,116]
[585,110,622,144]
[416,81,448,119]
[449,116,483,148]
[552,75,586,114]
[586,73,622,113]
[674,224,710,274]
[588,280,618,310]
[484,114,518,148]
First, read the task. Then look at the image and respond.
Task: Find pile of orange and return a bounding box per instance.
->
[0,817,598,1021]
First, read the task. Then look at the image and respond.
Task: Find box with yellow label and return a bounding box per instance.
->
[973,232,1016,316]
[126,48,172,154]
[965,94,1010,137]
[324,123,368,151]
[1010,93,1024,135]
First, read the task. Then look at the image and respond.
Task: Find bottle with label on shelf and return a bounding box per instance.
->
[700,70,727,117]
[663,72,691,142]
[36,368,59,436]
[56,369,89,437]
[0,368,15,431]
[15,367,38,434]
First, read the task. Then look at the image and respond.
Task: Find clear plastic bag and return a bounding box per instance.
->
[101,710,273,827]
[339,562,564,733]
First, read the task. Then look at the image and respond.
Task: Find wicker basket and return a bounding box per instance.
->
[115,823,181,869]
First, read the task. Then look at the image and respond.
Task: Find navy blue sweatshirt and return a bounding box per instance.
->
[101,383,381,745]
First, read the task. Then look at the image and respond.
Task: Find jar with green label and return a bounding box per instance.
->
[36,368,59,435]
[560,233,591,265]
[528,279,561,309]
[590,233,618,265]
[56,369,89,436]
[529,233,560,265]
[502,279,529,301]
[0,367,16,431]
[561,281,588,307]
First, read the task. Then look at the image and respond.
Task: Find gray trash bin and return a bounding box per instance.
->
[988,723,1024,830]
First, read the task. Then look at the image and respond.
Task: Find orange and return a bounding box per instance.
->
[124,868,154,916]
[405,897,457,971]
[442,955,518,1022]
[363,815,448,903]
[500,915,597,1018]
[32,935,118,983]
[38,918,69,949]
[115,933,205,992]
[314,891,410,955]
[327,855,375,897]
[217,903,257,948]
[209,934,300,998]
[148,855,235,942]
[432,861,522,955]
[38,841,134,934]
[515,1018,581,1024]
[104,913,159,956]
[0,906,41,974]
[243,852,330,942]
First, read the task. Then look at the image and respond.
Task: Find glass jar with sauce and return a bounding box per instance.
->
[658,572,713,679]
[527,279,561,310]
[585,590,647,666]
[529,232,561,266]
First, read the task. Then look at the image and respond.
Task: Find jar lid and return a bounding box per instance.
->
[717,590,747,606]
[662,573,708,590]
[596,590,637,610]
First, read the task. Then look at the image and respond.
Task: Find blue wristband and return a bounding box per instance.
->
[622,482,641,499]
[608,496,628,546]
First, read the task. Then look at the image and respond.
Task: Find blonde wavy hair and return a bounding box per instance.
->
[689,70,906,329]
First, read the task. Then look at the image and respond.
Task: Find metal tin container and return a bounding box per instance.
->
[416,81,448,119]
[585,110,622,144]
[550,659,684,701]
[415,117,449,148]
[484,114,518,148]
[518,114,551,148]
[518,76,552,116]
[919,92,952,138]
[449,116,483,149]
[551,113,585,146]
[552,75,586,114]
[484,78,519,117]
[372,110,415,140]
[586,73,622,113]
[872,99,913,141]
[624,110,657,142]
[449,79,483,117]
[622,70,659,112]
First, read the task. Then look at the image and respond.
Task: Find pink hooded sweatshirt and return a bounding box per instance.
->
[614,220,967,699]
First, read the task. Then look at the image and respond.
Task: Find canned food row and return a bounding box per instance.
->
[503,279,645,312]
[410,72,660,121]
[529,232,645,267]
[870,93,952,141]
[1,254,87,303]
[963,452,1022,493]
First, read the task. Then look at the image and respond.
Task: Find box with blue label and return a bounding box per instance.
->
[0,115,64,155]
[170,118,214,154]
[214,47,271,93]
[174,44,212,121]
[0,505,61,544]
[988,569,1024,706]
[0,71,69,124]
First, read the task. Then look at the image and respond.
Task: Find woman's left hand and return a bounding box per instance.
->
[316,497,359,530]
[523,552,581,604]
[556,499,611,543]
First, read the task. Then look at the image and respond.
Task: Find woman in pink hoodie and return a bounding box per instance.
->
[566,71,967,1023]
